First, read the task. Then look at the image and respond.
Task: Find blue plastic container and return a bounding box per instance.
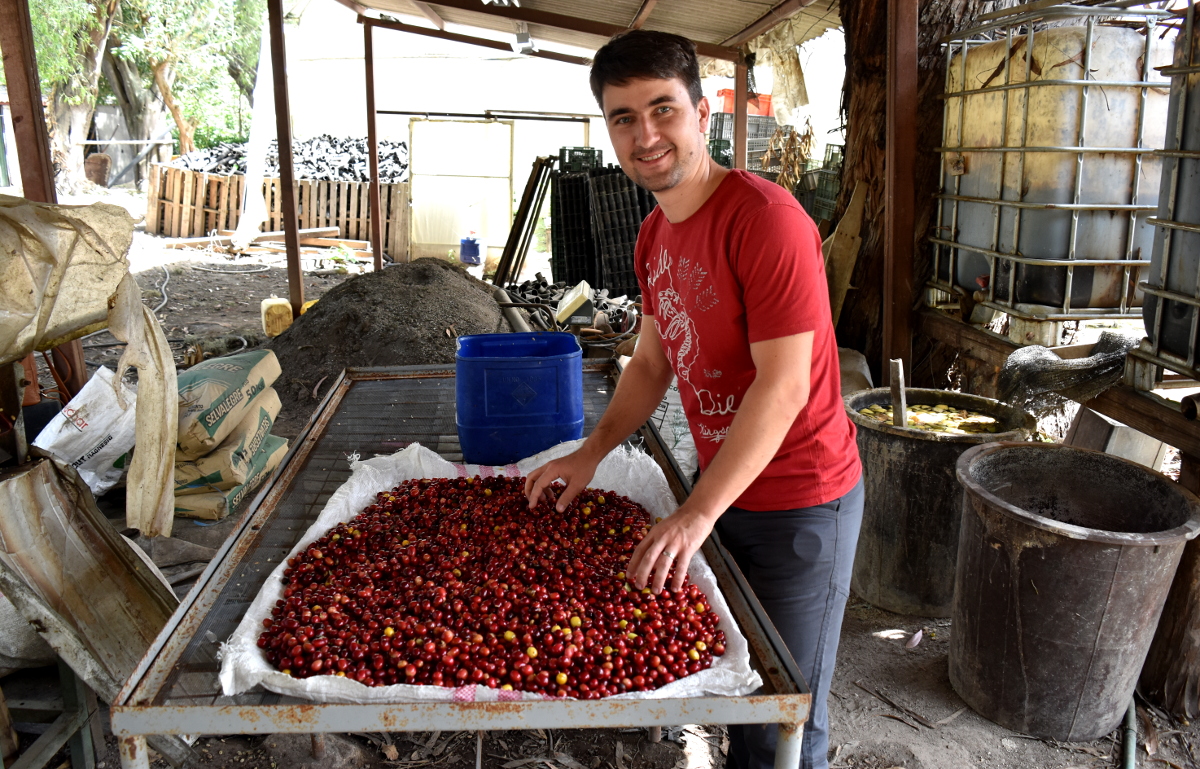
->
[459,237,481,265]
[455,332,583,465]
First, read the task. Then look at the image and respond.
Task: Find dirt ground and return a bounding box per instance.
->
[6,189,1200,769]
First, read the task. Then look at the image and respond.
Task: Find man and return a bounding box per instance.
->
[525,30,863,769]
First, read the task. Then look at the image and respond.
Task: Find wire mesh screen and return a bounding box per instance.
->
[154,366,616,706]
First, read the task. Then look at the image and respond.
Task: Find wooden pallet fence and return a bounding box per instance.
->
[146,164,410,260]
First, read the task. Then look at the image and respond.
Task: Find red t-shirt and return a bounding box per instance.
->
[635,170,860,511]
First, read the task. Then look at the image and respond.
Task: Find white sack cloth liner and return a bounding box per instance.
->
[220,439,762,703]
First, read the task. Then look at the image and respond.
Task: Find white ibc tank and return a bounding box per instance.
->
[940,26,1170,310]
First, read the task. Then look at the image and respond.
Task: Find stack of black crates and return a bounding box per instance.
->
[707,113,789,179]
[810,143,844,223]
[550,147,655,299]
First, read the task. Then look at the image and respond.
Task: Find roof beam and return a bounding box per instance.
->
[361,15,591,66]
[629,0,657,29]
[330,0,370,16]
[721,0,816,46]
[410,0,445,30]
[424,0,739,60]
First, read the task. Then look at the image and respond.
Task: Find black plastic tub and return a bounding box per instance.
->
[845,388,1036,617]
[950,443,1200,741]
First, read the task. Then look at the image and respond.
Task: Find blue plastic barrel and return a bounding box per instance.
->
[455,332,583,465]
[459,237,481,265]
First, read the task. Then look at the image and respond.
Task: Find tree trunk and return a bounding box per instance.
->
[152,60,195,155]
[227,59,256,108]
[47,0,120,190]
[834,0,1002,383]
[102,44,170,186]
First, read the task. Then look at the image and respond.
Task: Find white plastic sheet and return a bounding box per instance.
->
[109,274,178,538]
[0,195,132,366]
[220,440,762,703]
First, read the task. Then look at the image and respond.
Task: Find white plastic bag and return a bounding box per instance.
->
[32,367,137,496]
[219,440,762,703]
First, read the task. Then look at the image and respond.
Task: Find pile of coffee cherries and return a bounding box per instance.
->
[257,475,726,698]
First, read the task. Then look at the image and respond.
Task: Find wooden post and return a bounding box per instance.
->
[0,362,27,467]
[733,58,748,171]
[882,0,917,385]
[364,22,384,270]
[0,0,56,204]
[1139,453,1200,717]
[267,0,304,318]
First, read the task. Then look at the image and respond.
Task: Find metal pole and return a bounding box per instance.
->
[0,0,56,204]
[119,736,151,769]
[267,0,305,318]
[734,58,749,171]
[364,22,384,270]
[883,0,917,383]
[0,106,10,187]
[773,722,804,769]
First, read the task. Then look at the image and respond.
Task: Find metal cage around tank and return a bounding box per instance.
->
[928,2,1174,323]
[1131,1,1200,383]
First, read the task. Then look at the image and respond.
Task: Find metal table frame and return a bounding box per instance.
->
[110,363,811,769]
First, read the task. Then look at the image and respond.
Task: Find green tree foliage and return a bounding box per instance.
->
[114,0,250,153]
[224,0,265,106]
[25,0,102,99]
[2,0,261,168]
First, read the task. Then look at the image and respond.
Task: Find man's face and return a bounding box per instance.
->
[601,76,710,193]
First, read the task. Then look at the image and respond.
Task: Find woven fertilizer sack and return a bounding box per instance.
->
[177,350,280,460]
[175,435,288,520]
[175,388,281,495]
[32,367,137,495]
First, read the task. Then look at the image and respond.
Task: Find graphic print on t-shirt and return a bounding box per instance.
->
[649,246,737,426]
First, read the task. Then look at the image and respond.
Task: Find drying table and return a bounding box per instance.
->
[110,362,811,769]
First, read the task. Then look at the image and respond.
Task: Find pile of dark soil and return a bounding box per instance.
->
[268,258,504,435]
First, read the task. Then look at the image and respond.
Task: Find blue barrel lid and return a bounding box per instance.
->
[456,332,581,360]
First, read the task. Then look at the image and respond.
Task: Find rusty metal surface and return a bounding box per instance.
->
[883,0,917,377]
[112,694,808,736]
[114,361,810,737]
[0,460,177,689]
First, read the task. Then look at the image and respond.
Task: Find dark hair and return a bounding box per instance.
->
[589,30,703,110]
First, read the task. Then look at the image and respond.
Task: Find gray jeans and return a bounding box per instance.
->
[716,476,864,769]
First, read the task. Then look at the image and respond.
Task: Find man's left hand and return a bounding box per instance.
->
[627,505,719,594]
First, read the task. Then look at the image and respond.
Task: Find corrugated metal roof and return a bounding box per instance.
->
[357,0,841,58]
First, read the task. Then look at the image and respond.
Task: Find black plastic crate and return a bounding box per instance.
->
[796,187,818,216]
[816,168,841,199]
[560,146,603,174]
[748,137,772,154]
[554,171,600,287]
[812,196,837,223]
[750,115,780,139]
[587,166,652,299]
[824,143,845,170]
[749,169,780,184]
[550,172,568,283]
[708,113,778,141]
[709,139,732,168]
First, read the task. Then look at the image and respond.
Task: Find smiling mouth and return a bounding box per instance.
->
[638,149,670,163]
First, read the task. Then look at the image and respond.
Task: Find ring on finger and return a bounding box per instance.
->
[661,550,676,561]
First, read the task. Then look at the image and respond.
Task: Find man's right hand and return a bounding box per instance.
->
[524,449,602,512]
